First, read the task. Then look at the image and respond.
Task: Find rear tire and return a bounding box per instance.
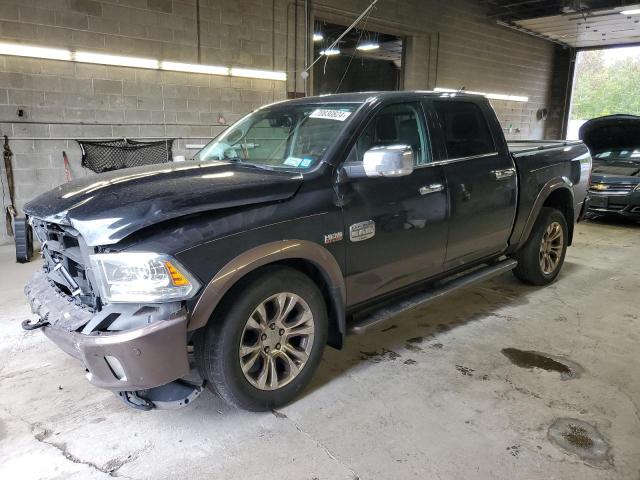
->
[194,266,328,411]
[513,207,568,286]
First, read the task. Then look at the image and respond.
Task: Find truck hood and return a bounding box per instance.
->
[24,161,303,246]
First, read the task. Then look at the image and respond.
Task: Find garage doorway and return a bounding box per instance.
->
[567,45,640,139]
[312,20,403,95]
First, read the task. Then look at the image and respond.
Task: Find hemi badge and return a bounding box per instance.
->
[324,232,343,244]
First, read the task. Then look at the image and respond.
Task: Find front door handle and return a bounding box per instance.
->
[419,183,444,195]
[492,168,516,180]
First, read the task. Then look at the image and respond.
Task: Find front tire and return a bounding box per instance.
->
[513,207,568,286]
[194,266,328,411]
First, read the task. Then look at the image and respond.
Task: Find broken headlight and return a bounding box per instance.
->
[89,252,200,303]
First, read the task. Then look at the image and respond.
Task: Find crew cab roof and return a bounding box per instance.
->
[269,91,487,106]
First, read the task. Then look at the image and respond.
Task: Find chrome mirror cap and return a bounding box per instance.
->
[362,145,415,178]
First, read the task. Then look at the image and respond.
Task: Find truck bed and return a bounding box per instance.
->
[508,140,584,157]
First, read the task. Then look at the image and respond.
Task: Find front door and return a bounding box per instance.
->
[340,102,449,306]
[432,99,517,269]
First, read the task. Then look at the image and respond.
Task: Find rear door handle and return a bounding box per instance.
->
[419,183,444,195]
[492,168,516,180]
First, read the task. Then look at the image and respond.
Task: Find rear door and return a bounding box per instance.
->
[432,99,517,269]
[341,101,448,306]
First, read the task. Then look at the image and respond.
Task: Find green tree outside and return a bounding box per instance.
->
[571,49,640,120]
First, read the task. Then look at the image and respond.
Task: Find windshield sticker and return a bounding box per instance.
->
[309,109,352,122]
[284,157,303,167]
[300,158,313,168]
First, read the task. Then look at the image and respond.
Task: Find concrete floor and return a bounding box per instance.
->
[0,219,638,480]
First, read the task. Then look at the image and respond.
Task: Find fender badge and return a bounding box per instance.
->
[349,220,375,242]
[324,231,343,244]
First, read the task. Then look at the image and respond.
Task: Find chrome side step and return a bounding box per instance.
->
[349,258,518,335]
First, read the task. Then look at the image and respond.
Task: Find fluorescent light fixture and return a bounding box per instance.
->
[357,43,380,51]
[0,42,71,61]
[620,8,640,14]
[75,51,159,69]
[485,92,529,102]
[313,33,324,41]
[230,67,287,81]
[434,87,528,103]
[161,61,229,75]
[320,48,340,56]
[0,42,286,81]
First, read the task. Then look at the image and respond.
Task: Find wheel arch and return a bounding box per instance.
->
[518,178,575,247]
[189,240,346,349]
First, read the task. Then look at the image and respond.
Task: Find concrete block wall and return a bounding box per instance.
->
[0,0,567,244]
[0,0,288,244]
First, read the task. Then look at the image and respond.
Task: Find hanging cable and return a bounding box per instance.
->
[334,9,373,93]
[302,0,379,77]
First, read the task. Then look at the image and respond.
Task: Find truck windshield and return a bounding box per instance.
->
[194,103,360,170]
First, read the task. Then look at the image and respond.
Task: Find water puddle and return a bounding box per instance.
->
[501,348,583,380]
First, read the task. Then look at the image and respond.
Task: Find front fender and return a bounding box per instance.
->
[188,239,346,336]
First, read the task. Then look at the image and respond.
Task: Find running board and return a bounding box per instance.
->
[349,258,518,335]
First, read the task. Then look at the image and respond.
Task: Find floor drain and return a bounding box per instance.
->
[547,418,611,465]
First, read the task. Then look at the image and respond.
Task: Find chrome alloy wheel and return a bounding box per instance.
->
[239,293,315,391]
[539,221,563,274]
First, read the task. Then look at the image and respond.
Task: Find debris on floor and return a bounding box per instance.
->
[547,418,612,466]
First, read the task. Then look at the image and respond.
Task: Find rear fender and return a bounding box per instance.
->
[513,177,575,248]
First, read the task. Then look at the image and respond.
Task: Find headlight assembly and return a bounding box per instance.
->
[89,252,200,303]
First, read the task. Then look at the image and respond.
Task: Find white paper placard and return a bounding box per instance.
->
[309,109,352,121]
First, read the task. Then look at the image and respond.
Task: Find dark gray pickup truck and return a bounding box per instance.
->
[23,91,591,411]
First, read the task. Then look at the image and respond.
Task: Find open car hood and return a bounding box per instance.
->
[579,115,640,153]
[24,161,303,246]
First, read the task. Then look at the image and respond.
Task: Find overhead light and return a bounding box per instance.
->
[161,61,229,75]
[357,43,380,51]
[435,87,528,103]
[320,48,340,56]
[230,67,287,81]
[620,8,640,15]
[485,92,529,102]
[0,42,71,61]
[0,42,285,81]
[313,33,324,41]
[75,51,159,69]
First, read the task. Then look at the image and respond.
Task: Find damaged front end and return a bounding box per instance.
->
[23,218,203,410]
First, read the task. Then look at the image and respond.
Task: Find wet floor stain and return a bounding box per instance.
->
[360,348,401,362]
[547,418,611,466]
[501,348,583,380]
[455,365,474,376]
[404,343,422,352]
[506,445,520,457]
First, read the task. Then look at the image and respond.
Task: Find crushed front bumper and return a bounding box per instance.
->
[24,270,190,391]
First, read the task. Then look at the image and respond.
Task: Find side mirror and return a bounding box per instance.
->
[363,145,415,178]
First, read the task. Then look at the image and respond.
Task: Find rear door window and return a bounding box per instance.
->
[434,101,496,159]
